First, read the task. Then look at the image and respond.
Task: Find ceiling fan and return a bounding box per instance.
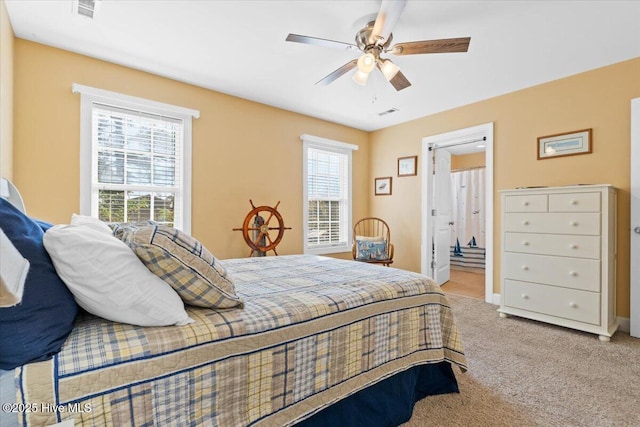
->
[285,0,470,91]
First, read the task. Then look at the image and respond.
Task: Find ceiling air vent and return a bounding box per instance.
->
[378,107,399,117]
[75,0,99,19]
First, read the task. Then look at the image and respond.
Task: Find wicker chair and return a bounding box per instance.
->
[352,217,394,266]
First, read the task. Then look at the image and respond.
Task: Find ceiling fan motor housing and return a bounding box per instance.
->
[355,21,393,55]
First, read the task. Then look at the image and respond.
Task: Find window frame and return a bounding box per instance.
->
[74,84,199,233]
[301,133,358,255]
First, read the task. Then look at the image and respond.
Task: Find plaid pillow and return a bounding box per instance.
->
[120,225,243,308]
[355,239,388,261]
[110,220,158,240]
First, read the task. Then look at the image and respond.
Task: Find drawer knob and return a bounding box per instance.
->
[569,302,578,308]
[521,294,529,300]
[523,220,530,226]
[569,271,578,277]
[523,241,530,246]
[570,244,578,249]
[521,266,529,271]
[570,200,578,205]
[523,201,529,206]
[570,221,578,226]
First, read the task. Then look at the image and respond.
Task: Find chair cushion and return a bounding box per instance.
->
[355,235,385,242]
[355,239,389,261]
[119,225,243,309]
[0,199,78,370]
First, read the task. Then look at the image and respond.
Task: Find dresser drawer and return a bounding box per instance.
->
[549,192,600,212]
[503,280,600,325]
[504,232,600,259]
[504,212,601,235]
[504,252,600,291]
[504,194,548,212]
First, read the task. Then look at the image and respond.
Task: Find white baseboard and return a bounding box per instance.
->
[617,317,630,333]
[489,293,500,305]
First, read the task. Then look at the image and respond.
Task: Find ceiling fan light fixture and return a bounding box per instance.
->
[379,58,400,81]
[352,69,370,86]
[357,53,376,73]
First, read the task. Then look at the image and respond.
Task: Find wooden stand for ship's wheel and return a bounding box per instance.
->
[233,200,291,256]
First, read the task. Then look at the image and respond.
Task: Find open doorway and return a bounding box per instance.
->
[447,156,486,299]
[421,123,495,303]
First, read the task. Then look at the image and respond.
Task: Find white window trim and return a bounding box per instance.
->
[73,83,199,233]
[301,134,358,255]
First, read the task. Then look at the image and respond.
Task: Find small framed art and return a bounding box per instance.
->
[537,128,592,160]
[375,177,392,196]
[397,156,417,176]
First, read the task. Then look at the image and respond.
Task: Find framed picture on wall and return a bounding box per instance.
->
[537,128,592,159]
[397,156,418,176]
[375,177,392,196]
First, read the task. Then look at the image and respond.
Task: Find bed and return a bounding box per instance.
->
[0,182,466,427]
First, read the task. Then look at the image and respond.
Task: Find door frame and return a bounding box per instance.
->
[421,122,495,303]
[631,97,640,337]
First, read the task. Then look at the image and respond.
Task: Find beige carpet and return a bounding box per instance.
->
[404,294,640,427]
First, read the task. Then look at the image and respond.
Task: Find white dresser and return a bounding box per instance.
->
[498,185,617,341]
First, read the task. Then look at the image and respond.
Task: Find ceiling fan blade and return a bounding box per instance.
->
[315,59,358,86]
[286,34,357,51]
[390,37,471,55]
[388,70,411,91]
[369,0,407,45]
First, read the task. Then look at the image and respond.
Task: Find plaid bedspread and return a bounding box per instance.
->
[16,255,466,426]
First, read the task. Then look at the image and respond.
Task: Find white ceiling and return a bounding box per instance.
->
[5,1,640,132]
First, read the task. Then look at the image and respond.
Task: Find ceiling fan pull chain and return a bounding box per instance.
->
[370,73,378,104]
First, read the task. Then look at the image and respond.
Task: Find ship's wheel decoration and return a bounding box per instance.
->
[233,200,291,256]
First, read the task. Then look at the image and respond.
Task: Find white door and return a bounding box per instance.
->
[631,97,640,338]
[432,149,452,285]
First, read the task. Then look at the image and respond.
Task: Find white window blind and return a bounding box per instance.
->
[302,134,357,254]
[307,148,347,247]
[92,104,183,227]
[74,84,198,233]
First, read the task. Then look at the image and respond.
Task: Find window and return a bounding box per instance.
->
[74,84,199,233]
[302,134,358,254]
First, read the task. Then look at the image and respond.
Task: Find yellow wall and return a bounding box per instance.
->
[370,57,640,317]
[0,0,13,180]
[451,152,485,170]
[8,36,640,318]
[12,39,370,260]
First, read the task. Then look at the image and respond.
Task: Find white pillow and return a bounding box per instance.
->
[43,224,193,327]
[0,228,29,307]
[71,214,113,235]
